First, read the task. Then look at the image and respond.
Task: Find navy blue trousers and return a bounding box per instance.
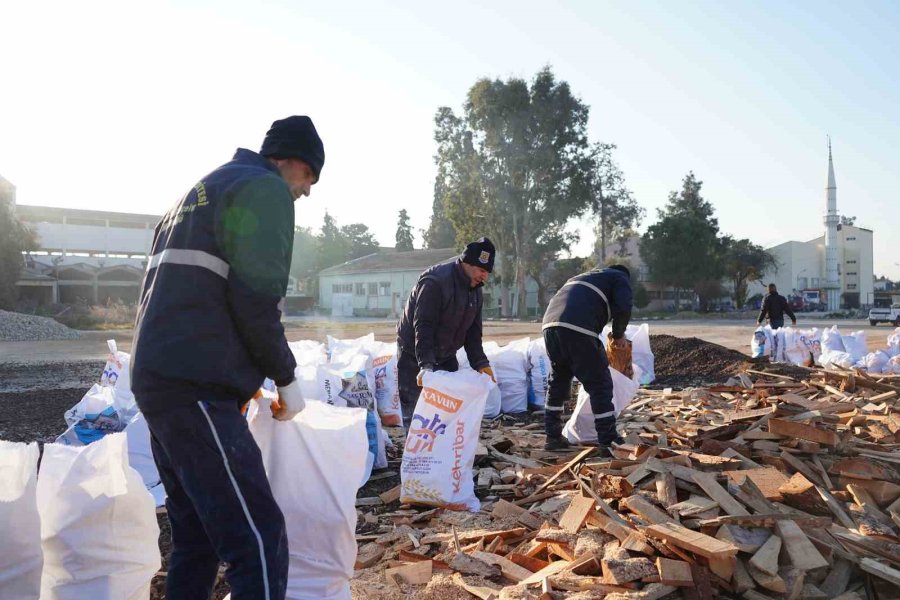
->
[543,326,616,443]
[141,395,288,600]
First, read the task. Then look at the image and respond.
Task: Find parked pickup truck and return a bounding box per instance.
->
[869,304,900,326]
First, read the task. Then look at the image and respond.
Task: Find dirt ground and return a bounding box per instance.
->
[0,317,890,367]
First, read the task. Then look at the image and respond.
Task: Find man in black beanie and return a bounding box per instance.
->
[396,237,496,428]
[131,116,324,599]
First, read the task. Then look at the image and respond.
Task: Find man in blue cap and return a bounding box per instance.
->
[132,116,324,600]
[396,238,496,428]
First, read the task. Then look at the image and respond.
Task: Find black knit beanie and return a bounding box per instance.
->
[260,116,325,181]
[461,237,496,273]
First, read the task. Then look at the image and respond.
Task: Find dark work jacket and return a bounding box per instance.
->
[131,149,297,412]
[758,292,796,323]
[396,259,490,370]
[542,268,633,339]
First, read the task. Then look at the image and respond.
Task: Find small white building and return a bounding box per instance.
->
[750,143,875,309]
[318,248,540,318]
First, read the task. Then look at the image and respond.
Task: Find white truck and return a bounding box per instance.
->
[869,304,900,326]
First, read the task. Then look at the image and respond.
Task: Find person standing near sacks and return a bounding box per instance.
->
[396,238,497,428]
[757,283,797,330]
[541,265,633,456]
[131,116,324,600]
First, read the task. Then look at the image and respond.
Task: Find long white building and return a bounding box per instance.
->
[14,203,160,305]
[750,143,875,309]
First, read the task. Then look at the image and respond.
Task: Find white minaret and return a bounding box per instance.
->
[824,137,840,311]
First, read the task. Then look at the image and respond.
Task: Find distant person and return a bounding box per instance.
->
[132,116,325,599]
[540,265,633,456]
[757,283,797,330]
[396,238,496,428]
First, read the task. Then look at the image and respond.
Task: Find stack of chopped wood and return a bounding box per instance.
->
[351,366,900,599]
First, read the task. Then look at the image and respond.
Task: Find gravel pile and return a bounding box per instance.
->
[0,309,81,342]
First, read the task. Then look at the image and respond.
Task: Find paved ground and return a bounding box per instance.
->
[0,317,892,367]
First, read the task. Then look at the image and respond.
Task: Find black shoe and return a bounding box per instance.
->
[544,436,572,451]
[596,436,624,458]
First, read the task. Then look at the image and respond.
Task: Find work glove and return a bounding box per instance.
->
[272,379,306,421]
[606,334,634,378]
[416,365,434,387]
[479,366,496,383]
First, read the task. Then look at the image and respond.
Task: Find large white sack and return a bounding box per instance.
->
[401,370,493,512]
[821,350,855,370]
[527,338,550,408]
[484,338,530,414]
[288,340,328,367]
[860,351,892,374]
[0,441,42,599]
[369,341,402,427]
[37,433,160,600]
[248,400,368,600]
[888,328,900,357]
[326,333,375,360]
[842,331,868,362]
[562,368,639,445]
[782,328,814,367]
[100,339,137,418]
[821,326,846,354]
[803,328,823,364]
[298,356,386,478]
[123,413,166,506]
[889,355,900,374]
[751,326,771,359]
[602,323,655,384]
[771,328,786,363]
[56,384,127,446]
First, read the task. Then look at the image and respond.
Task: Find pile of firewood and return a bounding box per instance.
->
[351,367,900,599]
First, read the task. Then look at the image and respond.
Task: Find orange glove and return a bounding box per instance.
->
[241,388,265,415]
[479,366,496,382]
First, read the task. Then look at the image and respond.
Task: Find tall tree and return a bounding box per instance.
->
[395,209,415,251]
[0,197,36,309]
[423,184,457,249]
[663,171,717,228]
[315,211,348,272]
[722,237,777,309]
[435,67,594,317]
[290,226,318,293]
[340,223,379,260]
[589,143,644,262]
[641,172,723,311]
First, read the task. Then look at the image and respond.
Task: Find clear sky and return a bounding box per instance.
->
[2,0,898,278]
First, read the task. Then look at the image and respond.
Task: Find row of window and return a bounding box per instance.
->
[331,282,391,296]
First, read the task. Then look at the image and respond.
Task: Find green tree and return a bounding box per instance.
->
[315,211,348,272]
[395,209,415,251]
[0,197,36,309]
[641,172,725,312]
[340,223,380,260]
[423,183,457,249]
[589,143,644,262]
[290,226,318,293]
[435,67,594,317]
[633,282,650,310]
[722,237,777,309]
